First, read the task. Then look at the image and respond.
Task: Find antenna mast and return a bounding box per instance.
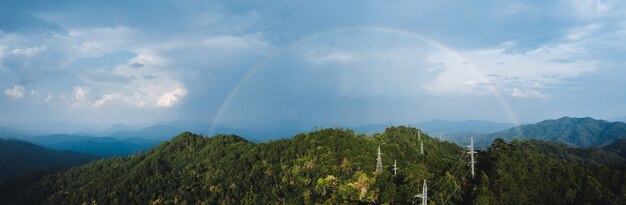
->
[467,137,477,178]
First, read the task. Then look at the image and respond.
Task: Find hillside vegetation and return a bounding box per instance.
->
[2,126,626,204]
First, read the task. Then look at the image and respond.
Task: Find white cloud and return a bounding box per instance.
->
[301,50,358,64]
[11,45,47,56]
[563,0,626,19]
[45,93,54,103]
[566,24,602,41]
[92,92,149,108]
[511,88,544,98]
[68,27,135,57]
[423,42,599,98]
[128,52,167,67]
[156,88,188,108]
[73,86,90,101]
[0,45,6,58]
[4,85,25,99]
[93,93,122,108]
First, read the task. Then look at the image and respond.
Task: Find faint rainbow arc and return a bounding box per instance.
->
[208,26,521,134]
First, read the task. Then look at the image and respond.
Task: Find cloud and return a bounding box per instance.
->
[11,45,47,56]
[73,86,90,101]
[300,50,358,64]
[423,39,600,98]
[510,88,543,98]
[564,0,612,19]
[4,85,24,99]
[71,86,90,107]
[566,24,602,41]
[2,0,626,126]
[156,88,188,108]
[129,62,144,68]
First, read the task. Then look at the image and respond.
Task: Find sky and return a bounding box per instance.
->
[1,0,626,131]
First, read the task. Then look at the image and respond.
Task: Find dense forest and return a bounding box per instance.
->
[1,126,625,204]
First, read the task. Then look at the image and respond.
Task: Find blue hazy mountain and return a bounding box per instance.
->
[0,127,29,139]
[109,124,184,140]
[468,117,626,148]
[26,134,158,157]
[0,139,96,183]
[413,119,514,135]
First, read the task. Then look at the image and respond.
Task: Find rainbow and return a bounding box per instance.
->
[209,26,521,135]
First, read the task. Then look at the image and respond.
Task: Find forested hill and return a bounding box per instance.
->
[475,117,626,148]
[3,127,626,204]
[0,139,97,183]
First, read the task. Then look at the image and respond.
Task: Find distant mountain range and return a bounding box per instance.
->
[2,117,623,156]
[446,117,626,149]
[413,119,514,135]
[27,135,159,157]
[0,128,161,157]
[0,127,29,139]
[0,139,96,183]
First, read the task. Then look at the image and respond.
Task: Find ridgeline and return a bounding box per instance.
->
[2,126,625,204]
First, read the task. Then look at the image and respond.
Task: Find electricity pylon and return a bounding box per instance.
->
[467,137,477,178]
[376,146,383,173]
[413,179,427,205]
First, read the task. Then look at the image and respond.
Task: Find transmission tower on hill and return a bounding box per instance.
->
[376,146,383,173]
[467,137,477,178]
[413,179,427,205]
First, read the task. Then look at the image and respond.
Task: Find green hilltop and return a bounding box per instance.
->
[2,126,626,204]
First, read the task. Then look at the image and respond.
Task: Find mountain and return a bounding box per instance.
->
[472,117,626,148]
[109,124,184,140]
[528,140,626,165]
[0,127,29,139]
[413,119,514,135]
[3,127,468,204]
[26,134,159,157]
[102,123,140,134]
[0,139,96,183]
[603,138,626,159]
[475,139,626,204]
[4,127,626,204]
[348,120,514,136]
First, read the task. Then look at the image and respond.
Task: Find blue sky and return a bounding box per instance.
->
[1,0,626,130]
